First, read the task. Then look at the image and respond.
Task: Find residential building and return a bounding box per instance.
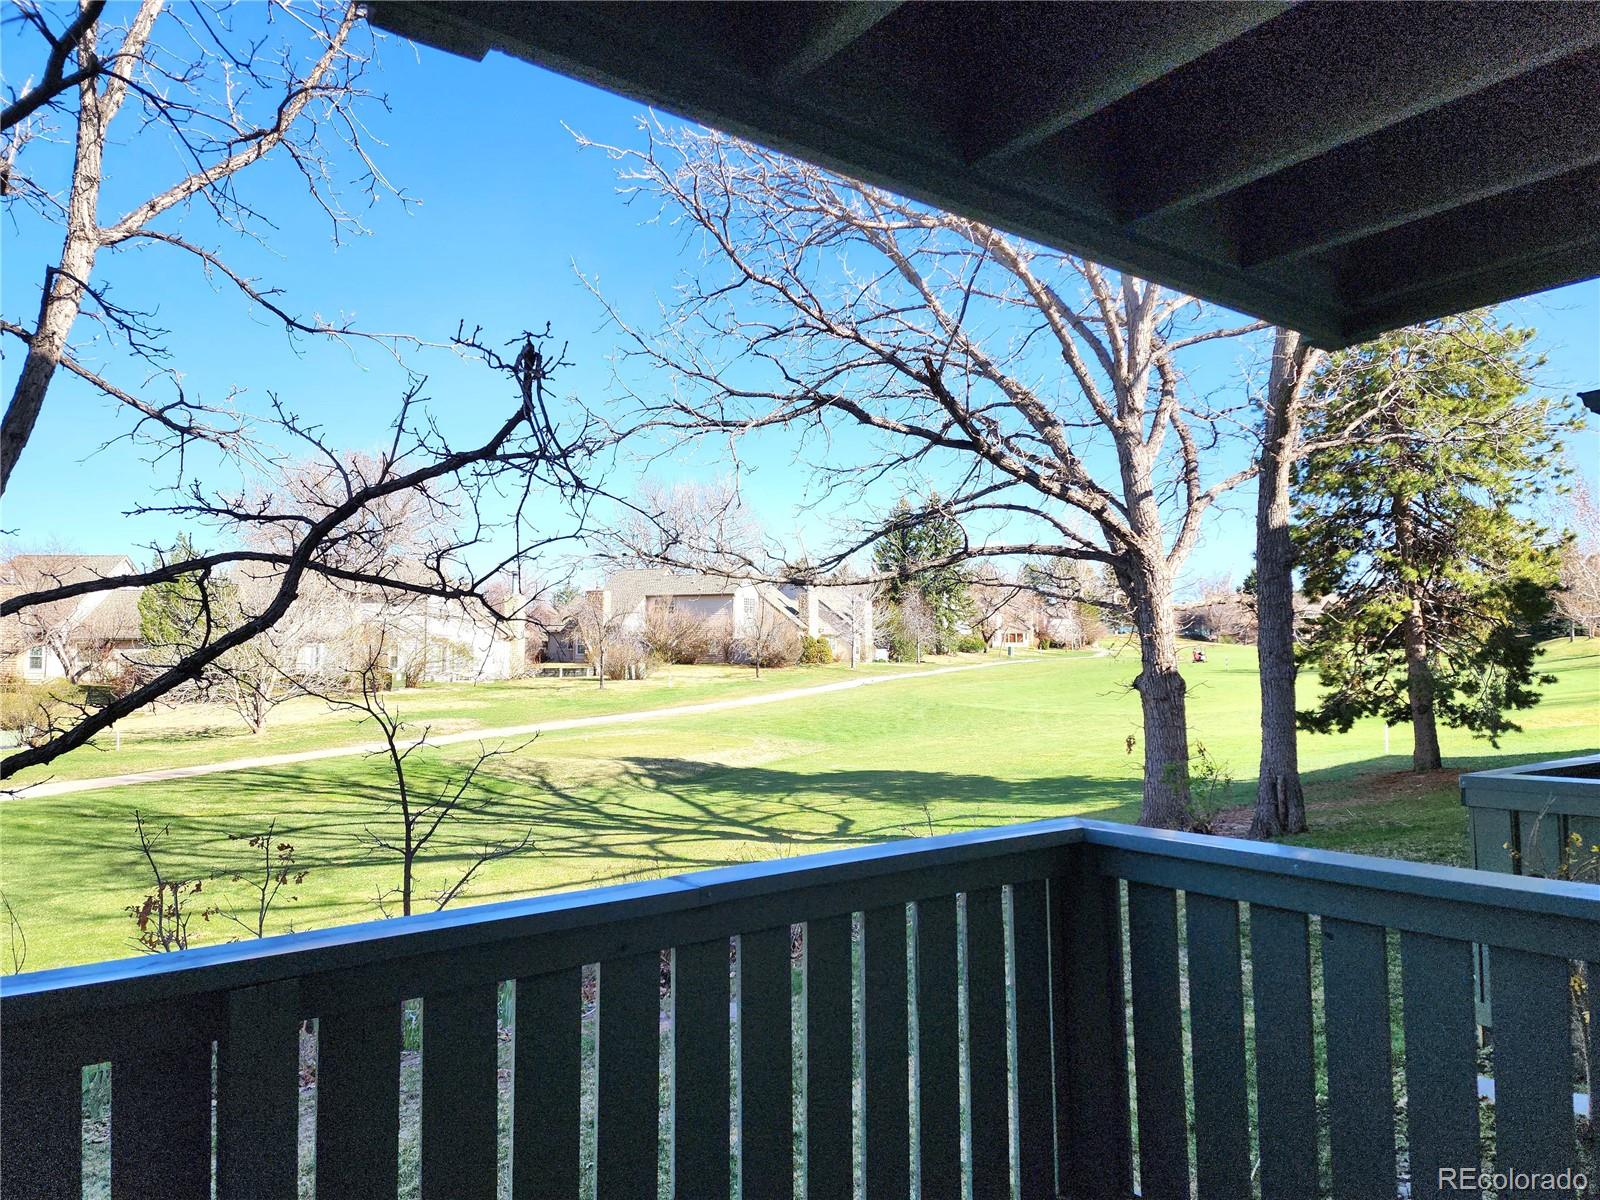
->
[273,570,528,684]
[546,569,875,665]
[0,554,143,682]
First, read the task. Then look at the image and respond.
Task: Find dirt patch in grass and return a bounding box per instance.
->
[1207,767,1460,838]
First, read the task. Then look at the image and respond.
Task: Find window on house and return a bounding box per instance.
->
[26,646,44,671]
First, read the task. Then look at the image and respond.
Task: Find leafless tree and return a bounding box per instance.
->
[218,819,308,939]
[574,592,631,688]
[0,3,613,782]
[1554,478,1600,638]
[2,329,606,781]
[125,810,214,953]
[616,478,767,574]
[208,576,351,734]
[2,893,28,974]
[893,592,937,664]
[967,565,1018,651]
[582,124,1269,826]
[1,0,405,492]
[640,601,708,685]
[740,593,799,678]
[309,637,536,917]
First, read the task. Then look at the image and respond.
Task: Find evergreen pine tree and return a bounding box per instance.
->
[872,494,971,651]
[1294,312,1572,771]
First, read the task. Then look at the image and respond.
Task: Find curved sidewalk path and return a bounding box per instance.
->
[8,656,1037,800]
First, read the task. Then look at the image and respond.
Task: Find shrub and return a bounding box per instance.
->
[0,676,84,747]
[702,617,738,664]
[599,639,652,680]
[887,630,920,662]
[798,635,835,665]
[955,634,987,654]
[743,628,802,669]
[1182,742,1235,835]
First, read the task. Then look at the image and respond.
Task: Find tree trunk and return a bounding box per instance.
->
[1128,560,1192,828]
[1402,599,1443,771]
[1251,330,1317,838]
[401,848,413,917]
[1393,498,1443,772]
[1,62,106,494]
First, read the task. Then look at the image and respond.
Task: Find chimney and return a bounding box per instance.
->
[803,588,820,637]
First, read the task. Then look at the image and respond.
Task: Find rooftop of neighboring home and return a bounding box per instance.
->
[603,568,873,633]
[2,553,136,587]
[604,567,751,615]
[0,554,143,651]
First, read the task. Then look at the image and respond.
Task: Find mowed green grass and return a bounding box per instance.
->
[6,658,962,785]
[3,640,1595,971]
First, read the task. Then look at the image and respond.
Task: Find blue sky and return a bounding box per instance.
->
[4,15,1596,593]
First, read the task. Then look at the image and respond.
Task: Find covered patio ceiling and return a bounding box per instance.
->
[367,1,1600,349]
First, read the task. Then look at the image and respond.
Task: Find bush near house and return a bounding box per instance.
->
[599,641,653,681]
[887,630,919,663]
[742,628,801,670]
[956,634,987,654]
[0,675,83,747]
[798,635,835,665]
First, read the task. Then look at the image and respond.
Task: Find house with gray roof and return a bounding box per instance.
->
[551,569,874,666]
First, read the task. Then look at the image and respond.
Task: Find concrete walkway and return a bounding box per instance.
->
[8,657,1034,800]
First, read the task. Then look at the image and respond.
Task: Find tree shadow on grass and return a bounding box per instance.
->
[18,755,1142,898]
[24,741,1585,953]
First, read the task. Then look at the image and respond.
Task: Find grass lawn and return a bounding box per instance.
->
[5,657,972,786]
[2,639,1596,972]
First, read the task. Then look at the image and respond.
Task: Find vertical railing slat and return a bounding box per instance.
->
[1126,883,1190,1200]
[1249,904,1319,1200]
[1588,960,1600,1146]
[316,1001,402,1200]
[804,915,854,1199]
[738,925,794,1200]
[966,886,1011,1200]
[512,967,582,1200]
[1516,810,1565,878]
[915,894,962,1197]
[1470,810,1513,1028]
[1009,880,1055,1200]
[1184,892,1251,1200]
[421,983,499,1199]
[596,951,662,1199]
[112,1031,212,1200]
[863,904,911,1200]
[673,939,732,1200]
[1398,932,1480,1200]
[1471,809,1516,873]
[1490,946,1577,1197]
[1321,918,1396,1200]
[1051,860,1132,1197]
[217,980,301,1200]
[0,1030,81,1200]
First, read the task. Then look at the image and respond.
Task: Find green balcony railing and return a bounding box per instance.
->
[1,818,1595,1199]
[1462,753,1600,1031]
